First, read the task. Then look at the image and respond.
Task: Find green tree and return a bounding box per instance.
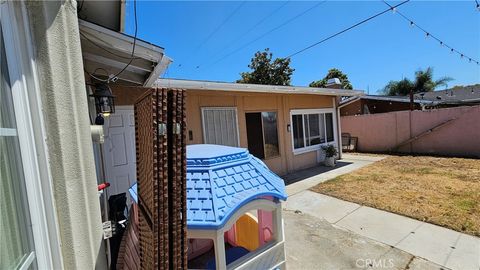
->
[309,68,353,89]
[237,48,294,86]
[382,67,452,96]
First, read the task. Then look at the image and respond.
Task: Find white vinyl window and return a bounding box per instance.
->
[1,2,58,269]
[201,107,239,147]
[0,22,37,270]
[290,109,336,154]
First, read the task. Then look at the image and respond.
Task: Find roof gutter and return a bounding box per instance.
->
[155,79,364,97]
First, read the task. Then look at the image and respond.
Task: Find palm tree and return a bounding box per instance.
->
[382,67,452,96]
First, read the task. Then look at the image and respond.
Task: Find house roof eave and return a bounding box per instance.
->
[155,78,364,97]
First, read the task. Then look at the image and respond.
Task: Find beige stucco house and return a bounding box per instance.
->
[110,79,363,176]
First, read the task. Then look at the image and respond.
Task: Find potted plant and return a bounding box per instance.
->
[322,144,337,167]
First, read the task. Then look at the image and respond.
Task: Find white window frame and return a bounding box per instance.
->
[290,108,338,155]
[1,2,62,269]
[201,107,240,147]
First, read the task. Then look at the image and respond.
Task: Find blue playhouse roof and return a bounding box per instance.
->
[186,144,287,230]
[128,144,287,230]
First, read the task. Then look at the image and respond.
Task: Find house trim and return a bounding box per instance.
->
[156,78,364,97]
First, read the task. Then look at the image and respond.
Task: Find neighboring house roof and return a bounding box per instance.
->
[79,19,172,87]
[415,84,480,104]
[155,78,364,97]
[186,144,287,230]
[339,85,480,108]
[338,95,436,108]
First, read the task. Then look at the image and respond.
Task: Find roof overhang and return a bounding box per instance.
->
[79,19,172,87]
[155,79,364,97]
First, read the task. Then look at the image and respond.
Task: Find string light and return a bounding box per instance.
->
[383,1,479,66]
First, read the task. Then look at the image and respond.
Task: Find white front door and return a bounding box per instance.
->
[103,106,136,203]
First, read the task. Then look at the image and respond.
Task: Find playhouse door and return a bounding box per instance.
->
[103,106,136,204]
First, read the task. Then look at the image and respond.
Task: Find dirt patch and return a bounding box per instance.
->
[311,156,480,236]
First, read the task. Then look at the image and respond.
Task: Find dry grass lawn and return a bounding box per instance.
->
[311,155,480,236]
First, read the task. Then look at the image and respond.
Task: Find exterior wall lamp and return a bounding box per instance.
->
[90,83,115,125]
[91,83,116,116]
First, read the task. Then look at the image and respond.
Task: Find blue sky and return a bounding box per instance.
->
[125,1,480,94]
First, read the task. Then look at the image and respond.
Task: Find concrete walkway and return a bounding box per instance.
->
[283,154,480,270]
[284,209,445,270]
[285,154,385,196]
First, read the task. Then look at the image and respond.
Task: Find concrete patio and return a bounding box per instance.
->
[284,209,445,270]
[282,154,480,270]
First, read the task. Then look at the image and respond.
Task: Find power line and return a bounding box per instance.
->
[111,0,139,79]
[194,1,246,52]
[285,0,410,59]
[199,0,327,70]
[383,0,479,66]
[195,0,290,68]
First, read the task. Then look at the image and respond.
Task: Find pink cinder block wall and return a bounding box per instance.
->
[340,105,480,157]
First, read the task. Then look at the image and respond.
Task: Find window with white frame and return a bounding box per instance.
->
[1,4,58,268]
[291,109,336,152]
[1,21,37,270]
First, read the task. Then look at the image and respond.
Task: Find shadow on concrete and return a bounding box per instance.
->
[282,161,352,186]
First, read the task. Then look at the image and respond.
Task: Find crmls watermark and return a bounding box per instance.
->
[356,258,395,268]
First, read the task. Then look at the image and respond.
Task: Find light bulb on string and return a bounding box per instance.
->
[439,41,443,47]
[409,21,415,27]
[425,32,430,39]
[461,54,464,59]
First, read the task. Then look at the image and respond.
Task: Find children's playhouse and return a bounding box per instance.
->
[185,144,287,270]
[128,144,287,269]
